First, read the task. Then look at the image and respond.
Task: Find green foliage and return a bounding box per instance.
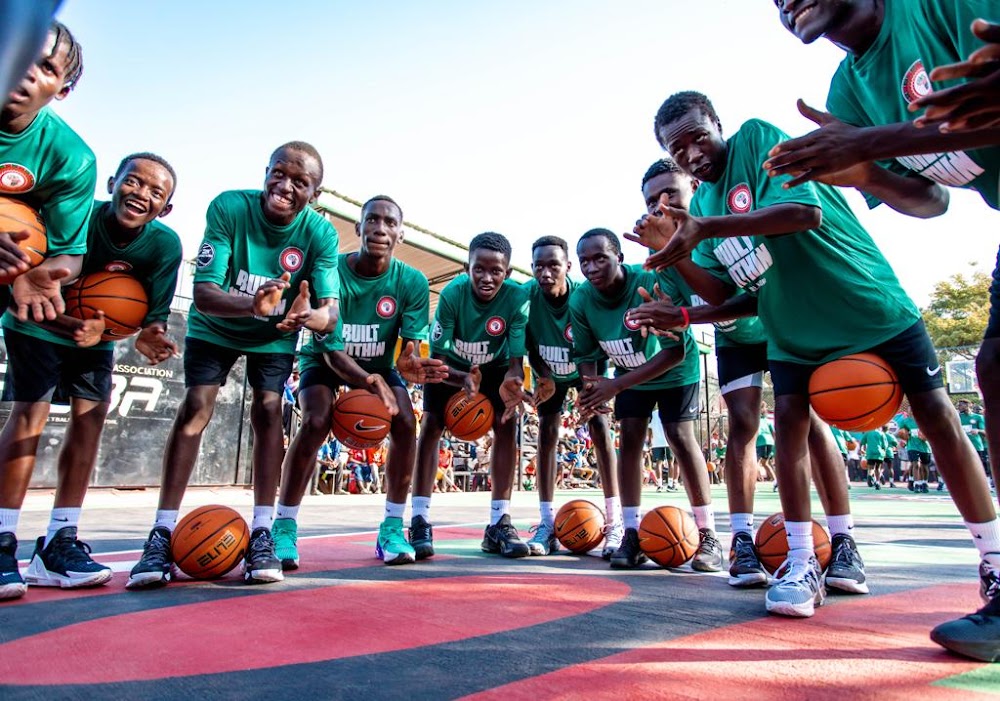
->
[921,269,990,358]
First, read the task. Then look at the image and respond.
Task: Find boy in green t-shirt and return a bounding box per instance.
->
[958,399,990,480]
[410,232,529,560]
[128,142,340,589]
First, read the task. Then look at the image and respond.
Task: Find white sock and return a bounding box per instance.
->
[826,513,854,538]
[785,520,814,557]
[252,505,274,531]
[539,501,555,527]
[0,508,20,536]
[967,519,1000,571]
[692,505,715,533]
[490,500,510,525]
[385,501,405,520]
[411,496,431,520]
[605,496,622,525]
[623,506,641,530]
[730,513,753,536]
[275,503,299,521]
[154,509,179,532]
[45,507,80,546]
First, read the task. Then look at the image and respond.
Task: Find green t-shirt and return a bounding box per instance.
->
[830,425,848,453]
[826,0,1000,210]
[300,254,430,373]
[430,275,528,371]
[524,277,578,383]
[690,119,919,364]
[656,267,767,348]
[568,264,699,391]
[862,429,887,460]
[757,416,775,447]
[896,415,930,452]
[188,191,340,354]
[2,200,182,350]
[959,410,986,452]
[884,431,898,456]
[0,107,96,254]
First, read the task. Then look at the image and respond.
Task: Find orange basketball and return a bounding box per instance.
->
[554,499,605,553]
[755,512,832,574]
[64,271,149,341]
[331,388,392,449]
[444,391,494,441]
[170,505,249,579]
[639,505,700,568]
[0,196,46,284]
[809,353,903,431]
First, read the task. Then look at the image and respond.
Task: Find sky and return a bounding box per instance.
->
[51,0,996,308]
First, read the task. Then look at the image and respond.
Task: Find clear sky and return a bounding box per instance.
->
[52,0,996,306]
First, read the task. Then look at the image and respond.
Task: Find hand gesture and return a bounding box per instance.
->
[366,373,399,416]
[72,310,106,348]
[624,210,677,252]
[135,325,181,365]
[253,272,291,317]
[626,285,682,340]
[12,266,70,322]
[643,204,703,271]
[578,375,616,415]
[0,230,31,280]
[532,376,557,408]
[499,374,528,423]
[396,341,449,384]
[276,279,312,332]
[463,365,482,398]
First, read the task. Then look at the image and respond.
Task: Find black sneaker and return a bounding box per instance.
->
[481,514,530,558]
[908,480,915,492]
[692,528,724,572]
[980,560,1000,604]
[0,532,26,600]
[610,527,647,569]
[25,526,112,588]
[728,532,768,588]
[243,527,284,584]
[930,589,1000,663]
[825,533,869,594]
[409,515,435,560]
[126,526,174,590]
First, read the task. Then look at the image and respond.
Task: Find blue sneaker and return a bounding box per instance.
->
[527,521,559,556]
[25,527,112,589]
[0,532,26,600]
[765,556,825,617]
[376,517,416,565]
[272,518,300,571]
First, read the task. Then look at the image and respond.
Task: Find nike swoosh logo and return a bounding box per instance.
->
[53,517,69,522]
[353,421,383,433]
[926,366,941,376]
[473,409,486,423]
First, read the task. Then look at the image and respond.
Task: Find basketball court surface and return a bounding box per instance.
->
[2,484,998,700]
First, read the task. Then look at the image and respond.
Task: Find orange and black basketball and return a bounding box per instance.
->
[639,505,700,568]
[444,391,494,441]
[331,389,392,449]
[554,499,605,553]
[755,512,832,574]
[809,353,902,432]
[171,505,249,579]
[0,196,46,284]
[64,271,148,341]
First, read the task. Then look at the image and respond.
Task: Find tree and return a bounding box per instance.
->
[921,268,990,358]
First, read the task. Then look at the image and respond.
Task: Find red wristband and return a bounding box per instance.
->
[679,306,690,329]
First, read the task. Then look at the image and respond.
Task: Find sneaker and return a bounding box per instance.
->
[610,527,647,569]
[907,480,915,492]
[408,515,434,560]
[874,482,881,491]
[271,518,299,571]
[980,560,1000,604]
[930,590,1000,663]
[825,533,869,594]
[937,482,945,492]
[526,521,559,556]
[665,482,678,492]
[243,527,284,584]
[25,527,112,588]
[765,556,826,617]
[376,517,416,565]
[481,514,530,558]
[692,528,724,572]
[0,532,26,600]
[601,521,624,560]
[126,526,174,590]
[728,532,768,588]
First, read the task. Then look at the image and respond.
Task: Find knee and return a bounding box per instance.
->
[300,409,332,437]
[392,409,416,439]
[251,395,282,428]
[176,393,215,430]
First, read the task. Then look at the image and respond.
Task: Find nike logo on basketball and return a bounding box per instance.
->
[353,421,382,433]
[473,409,486,423]
[926,366,941,376]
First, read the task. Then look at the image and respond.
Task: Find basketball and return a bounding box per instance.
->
[554,499,605,553]
[171,505,249,580]
[808,353,902,431]
[638,505,700,568]
[0,196,46,284]
[755,513,832,574]
[64,271,149,341]
[444,391,494,441]
[331,388,392,449]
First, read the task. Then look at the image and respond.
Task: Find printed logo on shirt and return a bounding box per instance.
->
[712,236,773,293]
[431,321,443,342]
[901,59,931,104]
[623,311,643,332]
[376,295,397,319]
[104,260,133,272]
[727,184,753,214]
[563,323,573,343]
[196,242,215,268]
[486,316,506,336]
[280,246,304,273]
[0,163,35,193]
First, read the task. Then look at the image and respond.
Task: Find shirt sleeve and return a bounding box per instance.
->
[429,283,458,356]
[400,267,431,341]
[143,228,183,324]
[42,155,97,256]
[568,289,604,364]
[506,285,529,359]
[192,197,234,286]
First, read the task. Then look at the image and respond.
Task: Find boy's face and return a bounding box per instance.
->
[108,159,175,230]
[773,0,857,45]
[357,200,403,259]
[262,147,322,226]
[576,236,622,294]
[531,244,570,296]
[656,109,727,185]
[467,248,510,302]
[642,171,696,215]
[4,31,72,118]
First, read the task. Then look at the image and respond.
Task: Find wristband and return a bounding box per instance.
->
[679,306,690,329]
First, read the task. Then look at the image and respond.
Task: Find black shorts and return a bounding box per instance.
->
[867,458,883,468]
[1,328,113,404]
[423,364,507,421]
[769,321,942,397]
[614,382,699,423]
[299,362,405,393]
[756,444,774,460]
[652,446,672,461]
[717,342,768,387]
[184,336,293,394]
[908,449,931,465]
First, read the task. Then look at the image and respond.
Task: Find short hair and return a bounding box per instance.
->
[531,235,569,255]
[577,228,621,257]
[270,141,324,184]
[641,157,686,187]
[654,91,722,149]
[362,195,403,222]
[50,22,83,91]
[469,232,512,262]
[114,152,178,195]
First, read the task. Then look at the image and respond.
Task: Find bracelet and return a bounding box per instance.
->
[679,306,690,329]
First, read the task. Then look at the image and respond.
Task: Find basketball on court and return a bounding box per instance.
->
[444,391,494,441]
[638,505,700,568]
[0,197,46,284]
[64,271,149,341]
[331,389,392,449]
[554,499,605,553]
[755,512,832,574]
[171,505,249,580]
[808,353,902,431]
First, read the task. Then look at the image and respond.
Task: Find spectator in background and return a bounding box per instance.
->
[435,439,454,493]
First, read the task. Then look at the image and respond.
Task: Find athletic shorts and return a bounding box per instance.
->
[756,444,774,460]
[423,363,507,421]
[986,244,1000,339]
[652,446,673,462]
[908,450,931,465]
[717,342,768,389]
[183,336,293,394]
[867,458,883,468]
[1,328,113,404]
[614,382,699,423]
[299,362,405,393]
[769,321,942,397]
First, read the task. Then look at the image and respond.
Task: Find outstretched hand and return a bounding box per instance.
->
[135,325,181,364]
[643,204,702,271]
[396,341,449,384]
[366,373,399,416]
[253,272,291,317]
[13,266,70,322]
[276,279,312,331]
[625,209,677,252]
[626,285,681,340]
[499,375,528,423]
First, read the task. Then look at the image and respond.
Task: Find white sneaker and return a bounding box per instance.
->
[765,556,825,618]
[601,521,624,560]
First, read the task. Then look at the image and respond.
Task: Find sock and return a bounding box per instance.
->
[967,519,1000,571]
[275,503,299,521]
[411,496,431,520]
[826,513,854,538]
[623,506,641,530]
[384,501,405,520]
[252,505,274,531]
[539,501,555,527]
[605,496,622,524]
[154,509,179,532]
[0,508,20,536]
[490,500,510,525]
[730,513,753,536]
[785,520,814,559]
[45,507,80,546]
[692,505,716,533]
